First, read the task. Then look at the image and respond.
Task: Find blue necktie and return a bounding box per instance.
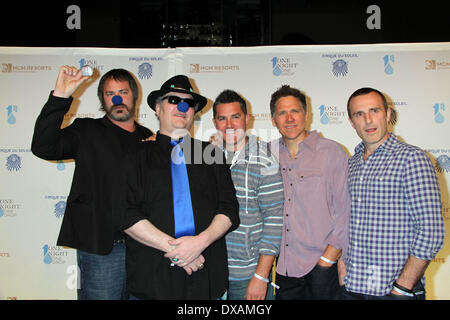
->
[170,139,196,238]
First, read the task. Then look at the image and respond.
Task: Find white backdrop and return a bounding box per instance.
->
[0,43,449,300]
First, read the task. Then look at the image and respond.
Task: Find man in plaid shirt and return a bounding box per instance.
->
[341,87,445,300]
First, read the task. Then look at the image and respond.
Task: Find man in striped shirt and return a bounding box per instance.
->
[342,87,445,299]
[212,90,284,300]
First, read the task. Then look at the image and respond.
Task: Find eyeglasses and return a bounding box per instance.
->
[161,95,196,109]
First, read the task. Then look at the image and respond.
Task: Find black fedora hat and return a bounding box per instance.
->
[147,75,207,112]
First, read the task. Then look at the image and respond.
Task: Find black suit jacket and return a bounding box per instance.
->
[123,133,240,299]
[31,93,153,255]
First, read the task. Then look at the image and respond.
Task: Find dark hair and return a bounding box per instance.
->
[346,87,388,118]
[212,89,247,117]
[97,69,139,111]
[269,85,307,116]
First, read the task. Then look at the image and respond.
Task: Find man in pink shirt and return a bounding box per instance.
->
[270,85,350,299]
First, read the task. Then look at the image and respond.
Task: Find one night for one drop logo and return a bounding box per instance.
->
[271,57,297,76]
[42,245,68,264]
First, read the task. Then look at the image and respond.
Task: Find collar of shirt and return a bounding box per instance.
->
[354,133,399,158]
[221,134,261,168]
[279,130,319,156]
[155,131,191,152]
[100,115,143,133]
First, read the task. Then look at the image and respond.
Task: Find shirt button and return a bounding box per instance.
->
[358,198,361,202]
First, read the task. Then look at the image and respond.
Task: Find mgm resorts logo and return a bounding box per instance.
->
[190,64,239,73]
[2,63,52,73]
[425,59,450,70]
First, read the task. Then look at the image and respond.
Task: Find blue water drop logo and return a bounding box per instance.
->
[272,57,282,76]
[384,64,394,75]
[8,113,16,124]
[383,55,394,75]
[43,245,53,264]
[6,105,17,125]
[319,105,330,125]
[433,103,445,124]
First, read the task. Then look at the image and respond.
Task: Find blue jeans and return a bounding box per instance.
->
[77,242,127,300]
[228,275,275,300]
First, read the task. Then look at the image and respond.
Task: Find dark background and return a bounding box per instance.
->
[1,0,449,48]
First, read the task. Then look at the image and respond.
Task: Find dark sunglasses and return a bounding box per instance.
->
[161,95,196,109]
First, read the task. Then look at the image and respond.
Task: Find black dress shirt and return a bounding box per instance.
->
[123,132,240,299]
[31,93,153,254]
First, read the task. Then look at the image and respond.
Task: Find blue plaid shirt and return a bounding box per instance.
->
[344,134,445,296]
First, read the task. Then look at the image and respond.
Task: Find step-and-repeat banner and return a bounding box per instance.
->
[0,44,449,300]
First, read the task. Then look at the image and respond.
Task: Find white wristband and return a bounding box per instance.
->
[392,285,415,297]
[320,256,336,264]
[253,273,280,289]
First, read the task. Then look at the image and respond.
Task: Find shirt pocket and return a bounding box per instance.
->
[294,169,322,195]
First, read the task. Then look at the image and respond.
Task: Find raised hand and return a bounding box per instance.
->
[53,65,90,98]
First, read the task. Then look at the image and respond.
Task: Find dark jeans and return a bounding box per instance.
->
[275,263,340,300]
[341,282,426,300]
[77,242,128,300]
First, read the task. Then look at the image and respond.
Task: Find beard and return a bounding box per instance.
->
[106,103,135,122]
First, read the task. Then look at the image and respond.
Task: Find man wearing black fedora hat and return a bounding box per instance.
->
[122,75,240,299]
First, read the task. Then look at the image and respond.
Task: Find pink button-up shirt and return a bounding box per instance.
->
[274,131,350,277]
